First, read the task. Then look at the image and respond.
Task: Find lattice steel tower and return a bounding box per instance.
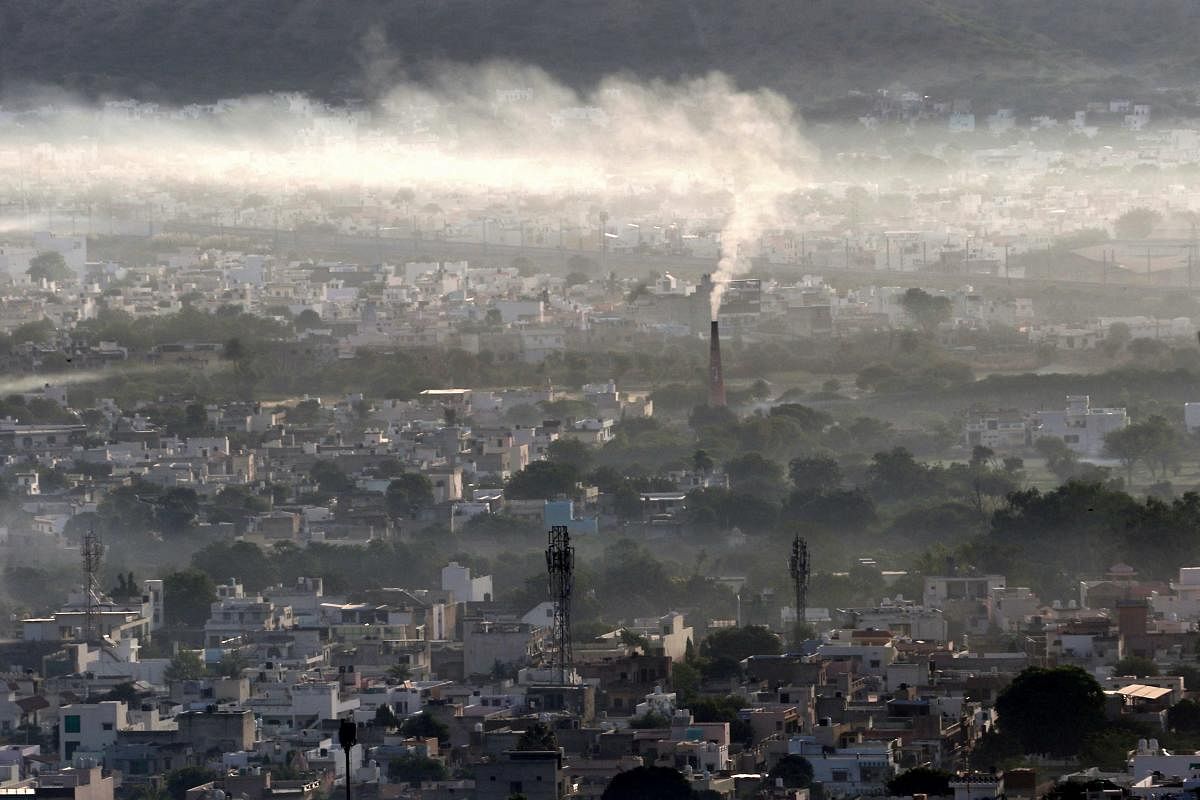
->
[81,528,104,643]
[546,525,575,684]
[789,534,810,649]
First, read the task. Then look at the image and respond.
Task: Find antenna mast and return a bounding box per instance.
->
[789,533,810,649]
[82,528,104,643]
[546,525,574,684]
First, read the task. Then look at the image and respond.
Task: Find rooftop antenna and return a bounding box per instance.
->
[82,527,104,643]
[789,533,810,649]
[546,525,574,684]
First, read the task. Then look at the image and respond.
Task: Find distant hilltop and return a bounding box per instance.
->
[3,0,1200,111]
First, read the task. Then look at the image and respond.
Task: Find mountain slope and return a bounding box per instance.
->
[0,0,1195,105]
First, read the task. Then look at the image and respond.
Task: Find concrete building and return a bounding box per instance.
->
[1033,395,1128,457]
[475,750,567,800]
[26,766,114,800]
[463,621,545,677]
[59,703,131,762]
[784,735,899,797]
[964,410,1029,450]
[204,580,294,648]
[441,563,493,604]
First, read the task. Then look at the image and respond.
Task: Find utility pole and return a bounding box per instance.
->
[338,720,356,800]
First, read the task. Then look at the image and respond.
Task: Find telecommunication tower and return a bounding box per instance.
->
[788,533,810,649]
[81,528,104,643]
[546,525,575,684]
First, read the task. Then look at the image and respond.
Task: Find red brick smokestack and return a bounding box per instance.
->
[709,320,727,407]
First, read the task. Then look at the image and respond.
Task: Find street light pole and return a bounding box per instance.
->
[338,720,356,800]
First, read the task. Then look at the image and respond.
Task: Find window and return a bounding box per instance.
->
[102,722,114,731]
[509,782,523,794]
[64,715,81,733]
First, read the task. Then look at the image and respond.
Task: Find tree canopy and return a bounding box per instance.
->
[601,766,693,800]
[995,666,1106,756]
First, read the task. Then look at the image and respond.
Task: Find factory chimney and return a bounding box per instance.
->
[709,320,727,407]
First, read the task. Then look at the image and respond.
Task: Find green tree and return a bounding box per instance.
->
[1035,436,1080,480]
[386,754,447,785]
[288,399,322,425]
[1114,207,1162,239]
[769,403,832,433]
[506,461,579,500]
[1112,655,1159,677]
[27,251,73,283]
[671,660,700,703]
[1170,665,1200,691]
[1168,698,1200,732]
[994,666,1106,756]
[310,459,352,494]
[725,452,786,499]
[110,571,140,600]
[162,570,217,627]
[216,651,249,678]
[294,309,323,331]
[601,766,692,800]
[546,438,594,474]
[628,710,671,728]
[386,663,412,683]
[10,318,54,344]
[385,474,435,518]
[1080,725,1144,771]
[766,755,814,790]
[788,455,842,494]
[163,650,207,682]
[191,541,279,591]
[968,729,1022,772]
[100,682,144,704]
[158,487,200,533]
[400,711,449,744]
[900,287,952,334]
[867,447,937,502]
[516,721,558,751]
[700,626,781,666]
[165,767,217,800]
[374,703,399,728]
[612,483,643,521]
[887,767,953,797]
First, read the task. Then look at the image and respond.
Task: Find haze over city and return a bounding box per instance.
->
[8,4,1200,800]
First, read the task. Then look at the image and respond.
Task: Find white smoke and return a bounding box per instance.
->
[0,62,814,302]
[0,366,164,396]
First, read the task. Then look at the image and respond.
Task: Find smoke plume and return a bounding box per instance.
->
[1,63,814,304]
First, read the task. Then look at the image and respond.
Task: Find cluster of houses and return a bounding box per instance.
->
[6,558,1200,799]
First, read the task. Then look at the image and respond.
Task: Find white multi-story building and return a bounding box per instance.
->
[58,701,172,762]
[204,580,293,648]
[1150,566,1200,622]
[1033,395,1128,456]
[441,562,493,603]
[964,410,1029,450]
[786,735,900,796]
